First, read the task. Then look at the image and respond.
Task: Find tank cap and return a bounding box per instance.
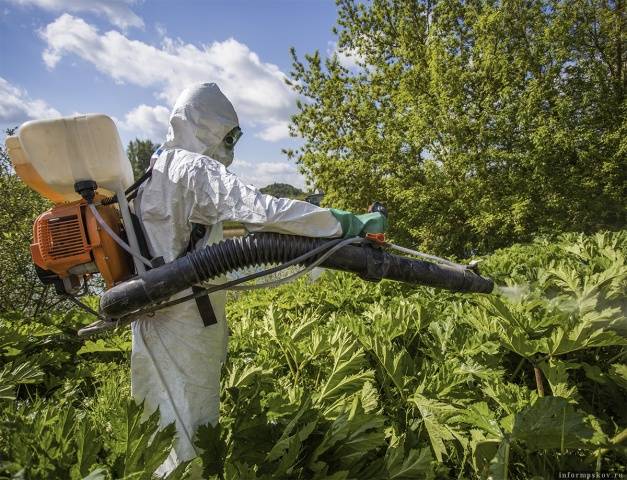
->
[74,180,98,204]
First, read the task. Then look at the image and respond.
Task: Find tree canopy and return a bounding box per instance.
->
[288,0,626,256]
[0,129,52,314]
[127,139,158,180]
[260,182,305,199]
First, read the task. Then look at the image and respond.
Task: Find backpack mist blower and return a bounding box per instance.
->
[6,115,493,337]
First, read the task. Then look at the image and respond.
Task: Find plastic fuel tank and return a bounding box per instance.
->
[5,114,134,203]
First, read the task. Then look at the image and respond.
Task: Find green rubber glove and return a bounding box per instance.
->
[330,208,387,238]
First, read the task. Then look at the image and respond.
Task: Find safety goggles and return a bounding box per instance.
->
[224,126,243,148]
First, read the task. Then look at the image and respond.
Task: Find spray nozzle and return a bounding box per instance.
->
[467,260,482,274]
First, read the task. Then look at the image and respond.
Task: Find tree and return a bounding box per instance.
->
[259,182,305,199]
[0,129,53,314]
[127,139,157,180]
[288,0,626,256]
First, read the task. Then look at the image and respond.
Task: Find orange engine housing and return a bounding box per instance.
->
[31,200,132,289]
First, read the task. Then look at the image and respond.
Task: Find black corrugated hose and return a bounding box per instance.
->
[100,232,494,319]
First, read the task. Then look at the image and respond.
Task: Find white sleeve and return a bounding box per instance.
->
[187,156,342,238]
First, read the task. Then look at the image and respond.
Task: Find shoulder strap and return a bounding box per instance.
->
[126,168,153,202]
[102,168,153,207]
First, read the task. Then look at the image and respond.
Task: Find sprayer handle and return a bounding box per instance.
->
[368,202,388,218]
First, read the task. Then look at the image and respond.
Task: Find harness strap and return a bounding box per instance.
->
[191,285,217,326]
[185,223,218,327]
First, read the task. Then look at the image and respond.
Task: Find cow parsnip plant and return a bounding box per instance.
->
[0,231,625,479]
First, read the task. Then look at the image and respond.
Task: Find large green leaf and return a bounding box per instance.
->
[511,397,604,450]
[116,400,178,479]
[384,444,433,479]
[72,419,101,479]
[367,338,413,399]
[0,360,44,400]
[195,422,226,479]
[77,337,131,355]
[488,439,510,480]
[608,364,627,390]
[315,332,373,406]
[455,402,502,438]
[548,320,627,356]
[538,359,579,398]
[309,398,386,472]
[410,394,459,462]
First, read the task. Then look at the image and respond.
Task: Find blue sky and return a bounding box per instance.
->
[0,0,345,188]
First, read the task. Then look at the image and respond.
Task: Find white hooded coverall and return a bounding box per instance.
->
[132,83,342,474]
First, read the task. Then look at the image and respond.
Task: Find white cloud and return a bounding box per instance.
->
[230,160,305,189]
[0,76,60,124]
[154,22,166,38]
[256,121,290,142]
[6,0,143,29]
[119,104,170,141]
[40,14,296,140]
[256,161,295,175]
[327,41,364,70]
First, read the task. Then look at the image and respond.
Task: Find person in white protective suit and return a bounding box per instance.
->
[131,82,385,475]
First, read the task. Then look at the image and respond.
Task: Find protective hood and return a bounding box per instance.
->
[162,83,239,166]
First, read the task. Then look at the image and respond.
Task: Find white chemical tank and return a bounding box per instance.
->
[7,114,134,203]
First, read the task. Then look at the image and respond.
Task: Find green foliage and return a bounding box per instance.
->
[288,0,626,256]
[0,231,625,478]
[0,306,179,479]
[259,182,305,199]
[195,423,226,478]
[214,230,626,477]
[126,139,157,180]
[116,399,178,479]
[0,129,54,315]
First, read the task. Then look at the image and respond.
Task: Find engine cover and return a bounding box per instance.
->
[31,200,132,291]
